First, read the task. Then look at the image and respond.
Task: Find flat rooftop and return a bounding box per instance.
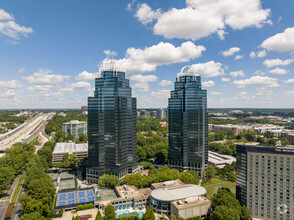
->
[151,179,184,189]
[208,151,236,166]
[151,184,207,202]
[115,185,151,199]
[63,120,86,125]
[171,196,211,209]
[53,143,88,154]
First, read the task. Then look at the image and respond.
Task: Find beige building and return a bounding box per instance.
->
[52,142,88,165]
[150,180,211,218]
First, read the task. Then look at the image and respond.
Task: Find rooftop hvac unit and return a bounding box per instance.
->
[177,200,183,205]
[163,180,177,186]
[185,196,200,203]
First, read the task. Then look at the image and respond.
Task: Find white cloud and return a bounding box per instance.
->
[27,85,53,91]
[235,55,243,60]
[257,50,267,57]
[111,41,205,74]
[18,68,26,74]
[103,50,117,57]
[191,61,225,78]
[151,89,170,99]
[135,3,161,24]
[255,88,273,95]
[249,51,256,58]
[221,47,240,57]
[284,90,294,96]
[129,74,158,83]
[72,81,92,91]
[263,58,293,68]
[285,79,294,84]
[0,9,13,20]
[75,71,97,81]
[59,87,74,92]
[0,79,22,88]
[133,82,149,91]
[230,70,245,77]
[250,50,267,58]
[233,76,279,88]
[253,70,266,76]
[210,91,222,95]
[159,80,172,87]
[23,69,70,85]
[261,27,294,52]
[221,77,230,82]
[1,89,17,97]
[217,30,227,40]
[0,9,33,40]
[268,67,288,75]
[202,80,215,87]
[135,0,271,40]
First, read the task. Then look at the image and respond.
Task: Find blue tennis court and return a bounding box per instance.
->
[88,197,95,202]
[58,201,66,206]
[78,191,85,197]
[79,198,86,203]
[87,190,94,196]
[59,194,66,200]
[68,200,75,205]
[68,192,75,198]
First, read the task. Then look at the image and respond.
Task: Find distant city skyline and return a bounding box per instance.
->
[1,0,294,109]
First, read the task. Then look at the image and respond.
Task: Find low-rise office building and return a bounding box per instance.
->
[62,120,87,139]
[236,144,294,220]
[52,142,88,165]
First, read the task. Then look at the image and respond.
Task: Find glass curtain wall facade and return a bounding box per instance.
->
[86,63,138,183]
[168,66,208,173]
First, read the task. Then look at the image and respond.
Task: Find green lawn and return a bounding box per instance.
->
[202,177,236,199]
[11,174,26,203]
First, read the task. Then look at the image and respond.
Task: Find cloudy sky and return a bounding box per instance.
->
[1,0,294,109]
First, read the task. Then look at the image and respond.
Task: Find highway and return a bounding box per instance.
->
[0,113,54,152]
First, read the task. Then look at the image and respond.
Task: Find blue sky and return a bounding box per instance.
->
[0,0,294,109]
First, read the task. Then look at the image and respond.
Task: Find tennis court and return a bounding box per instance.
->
[88,197,95,202]
[78,191,85,197]
[87,190,94,196]
[68,192,75,199]
[79,198,86,203]
[58,201,66,206]
[68,200,75,205]
[59,194,66,200]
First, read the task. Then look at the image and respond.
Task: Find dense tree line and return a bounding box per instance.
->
[137,117,168,136]
[210,188,251,220]
[0,112,28,124]
[137,134,168,163]
[208,142,236,156]
[19,153,55,219]
[0,143,35,196]
[37,141,55,167]
[98,166,200,189]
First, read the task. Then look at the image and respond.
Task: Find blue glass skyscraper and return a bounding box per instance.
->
[168,66,208,173]
[86,60,138,183]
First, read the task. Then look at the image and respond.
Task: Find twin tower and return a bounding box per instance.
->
[86,61,208,183]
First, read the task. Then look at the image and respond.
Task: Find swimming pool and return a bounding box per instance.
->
[116,210,144,218]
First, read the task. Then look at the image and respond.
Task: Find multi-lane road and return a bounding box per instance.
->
[0,113,54,152]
